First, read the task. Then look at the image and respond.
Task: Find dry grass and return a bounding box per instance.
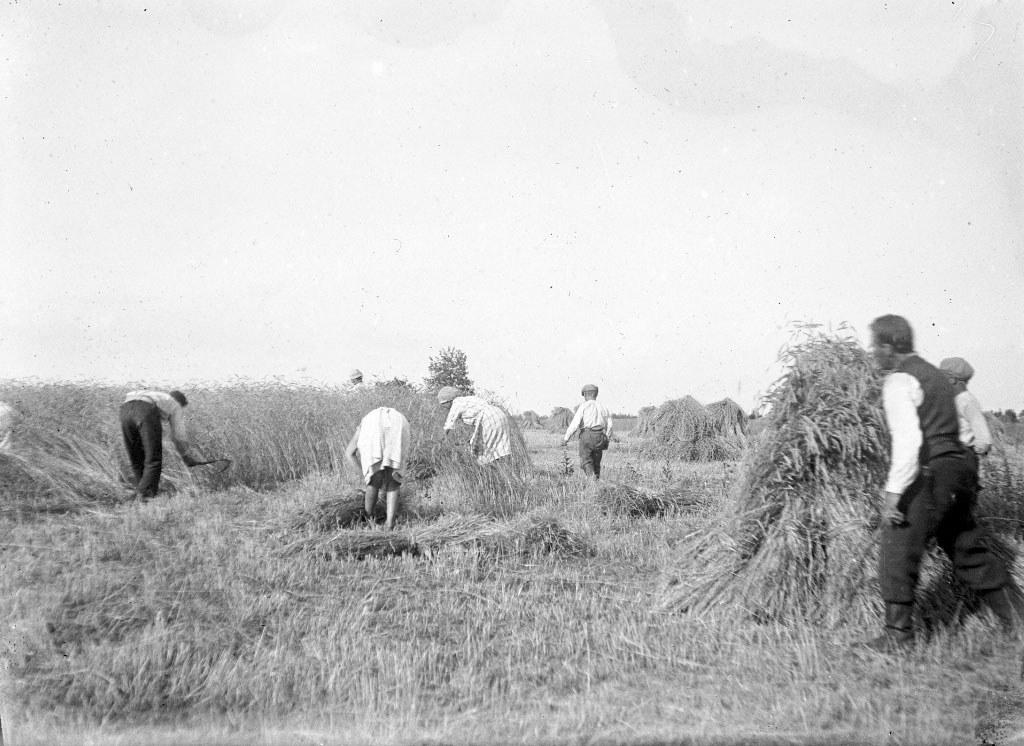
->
[594,480,713,518]
[4,473,1019,746]
[0,433,129,517]
[278,512,592,561]
[545,407,574,433]
[281,488,381,533]
[2,375,1024,745]
[634,405,657,437]
[638,396,746,462]
[657,325,1024,633]
[978,450,1024,542]
[705,397,748,439]
[520,410,543,429]
[0,380,533,520]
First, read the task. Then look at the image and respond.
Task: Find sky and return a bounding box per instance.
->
[3,0,1022,415]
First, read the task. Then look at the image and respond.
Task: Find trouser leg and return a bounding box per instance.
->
[135,406,163,497]
[857,602,915,652]
[578,429,605,479]
[365,470,381,520]
[879,473,938,604]
[578,438,596,478]
[933,456,1008,593]
[865,474,932,652]
[119,404,145,487]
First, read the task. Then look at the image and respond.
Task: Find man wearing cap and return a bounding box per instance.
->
[563,384,614,480]
[120,389,200,498]
[939,357,993,462]
[437,387,514,465]
[859,315,1015,652]
[348,369,364,388]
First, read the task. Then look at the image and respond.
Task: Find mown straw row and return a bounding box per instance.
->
[281,481,444,534]
[278,513,592,560]
[595,480,712,518]
[283,488,382,532]
[0,431,136,517]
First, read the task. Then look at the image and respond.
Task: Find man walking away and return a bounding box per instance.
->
[120,390,199,498]
[345,406,410,530]
[859,315,1015,652]
[563,384,614,480]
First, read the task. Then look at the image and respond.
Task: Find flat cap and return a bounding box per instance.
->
[348,368,363,382]
[939,357,974,382]
[437,386,462,404]
[581,384,599,395]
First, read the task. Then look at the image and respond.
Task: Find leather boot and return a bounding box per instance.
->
[979,588,1022,632]
[856,602,914,653]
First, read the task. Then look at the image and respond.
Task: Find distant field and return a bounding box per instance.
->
[1,382,1022,745]
[611,415,636,432]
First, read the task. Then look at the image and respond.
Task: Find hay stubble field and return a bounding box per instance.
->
[2,367,1023,746]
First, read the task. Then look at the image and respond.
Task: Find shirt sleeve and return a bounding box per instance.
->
[167,406,190,448]
[962,394,992,453]
[345,424,361,458]
[443,399,463,431]
[564,404,585,441]
[604,405,614,437]
[883,372,923,494]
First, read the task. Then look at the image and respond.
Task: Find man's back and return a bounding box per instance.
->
[895,355,962,462]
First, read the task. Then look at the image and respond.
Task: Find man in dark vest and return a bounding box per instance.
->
[860,315,1017,652]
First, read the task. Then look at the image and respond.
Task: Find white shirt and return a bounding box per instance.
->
[564,399,614,441]
[354,407,410,484]
[954,389,992,454]
[881,372,923,495]
[124,390,190,446]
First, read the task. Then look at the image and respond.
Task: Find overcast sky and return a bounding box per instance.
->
[3,0,1022,415]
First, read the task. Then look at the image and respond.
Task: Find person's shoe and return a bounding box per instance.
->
[854,602,914,653]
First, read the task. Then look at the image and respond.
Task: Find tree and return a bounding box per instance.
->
[424,347,474,393]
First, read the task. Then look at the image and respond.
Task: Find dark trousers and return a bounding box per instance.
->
[578,428,606,479]
[120,401,163,497]
[880,452,1007,604]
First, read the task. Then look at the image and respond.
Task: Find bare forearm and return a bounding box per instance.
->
[173,439,193,459]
